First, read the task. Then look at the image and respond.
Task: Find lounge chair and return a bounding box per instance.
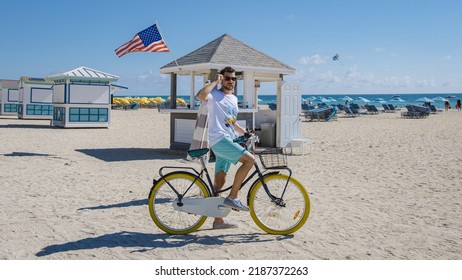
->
[349,106,361,115]
[413,105,430,117]
[304,106,337,122]
[350,103,361,110]
[343,106,357,117]
[428,105,441,114]
[382,104,393,113]
[365,104,380,114]
[401,105,429,118]
[123,102,140,110]
[388,104,399,111]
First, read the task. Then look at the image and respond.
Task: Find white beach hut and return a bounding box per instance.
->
[0,79,19,116]
[18,77,54,119]
[46,66,119,128]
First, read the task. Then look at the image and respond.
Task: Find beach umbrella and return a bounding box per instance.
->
[374,98,387,103]
[389,97,405,102]
[415,97,434,103]
[342,96,353,101]
[326,97,337,102]
[315,97,330,103]
[354,97,371,103]
[433,96,448,102]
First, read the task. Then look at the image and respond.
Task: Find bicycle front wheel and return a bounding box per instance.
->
[148,172,210,234]
[249,174,310,234]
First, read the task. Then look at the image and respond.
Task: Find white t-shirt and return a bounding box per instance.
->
[206,88,239,146]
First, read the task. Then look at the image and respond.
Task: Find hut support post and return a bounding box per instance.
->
[170,73,177,109]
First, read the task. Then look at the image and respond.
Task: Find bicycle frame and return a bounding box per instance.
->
[155,135,293,208]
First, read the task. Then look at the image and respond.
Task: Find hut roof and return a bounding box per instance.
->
[20,76,54,85]
[47,66,119,82]
[0,79,19,89]
[161,34,295,74]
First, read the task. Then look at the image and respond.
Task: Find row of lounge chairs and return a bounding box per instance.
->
[302,106,337,122]
[401,105,431,118]
[382,104,400,112]
[339,103,400,117]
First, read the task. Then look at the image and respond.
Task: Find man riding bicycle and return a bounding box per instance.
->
[196,66,255,229]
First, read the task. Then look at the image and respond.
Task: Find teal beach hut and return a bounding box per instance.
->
[46,66,119,128]
[18,77,54,120]
[0,79,19,116]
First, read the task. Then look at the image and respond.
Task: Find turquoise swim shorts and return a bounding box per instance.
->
[211,136,247,174]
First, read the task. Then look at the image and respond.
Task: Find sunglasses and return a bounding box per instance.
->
[224,76,237,81]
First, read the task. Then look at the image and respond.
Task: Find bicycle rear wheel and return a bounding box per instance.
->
[148,172,210,234]
[249,174,310,234]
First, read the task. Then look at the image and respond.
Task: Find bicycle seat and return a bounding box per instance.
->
[187,148,209,158]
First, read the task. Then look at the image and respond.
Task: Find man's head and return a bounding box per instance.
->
[220,66,237,91]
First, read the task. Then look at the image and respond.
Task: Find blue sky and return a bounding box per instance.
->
[1,0,461,96]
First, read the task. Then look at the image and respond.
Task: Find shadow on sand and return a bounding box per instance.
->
[36,230,292,257]
[0,124,55,129]
[75,148,185,162]
[78,198,148,211]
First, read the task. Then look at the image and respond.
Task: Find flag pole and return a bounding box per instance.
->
[156,21,181,71]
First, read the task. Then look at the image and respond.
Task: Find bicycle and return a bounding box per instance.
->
[148,134,310,235]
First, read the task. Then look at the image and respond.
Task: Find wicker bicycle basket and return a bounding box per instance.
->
[257,148,288,169]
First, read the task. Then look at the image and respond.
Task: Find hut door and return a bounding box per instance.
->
[279,81,301,147]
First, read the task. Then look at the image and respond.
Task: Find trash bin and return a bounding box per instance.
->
[260,122,276,147]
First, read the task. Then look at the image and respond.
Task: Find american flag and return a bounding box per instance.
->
[115,24,169,57]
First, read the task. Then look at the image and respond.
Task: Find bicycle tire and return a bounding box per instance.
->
[249,174,310,234]
[148,171,210,234]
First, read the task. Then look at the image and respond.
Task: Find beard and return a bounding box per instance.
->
[221,84,234,91]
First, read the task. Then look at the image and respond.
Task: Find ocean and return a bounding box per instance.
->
[116,93,461,109]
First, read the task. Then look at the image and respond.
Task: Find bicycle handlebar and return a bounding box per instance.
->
[234,133,260,153]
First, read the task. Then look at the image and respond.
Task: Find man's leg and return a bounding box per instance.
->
[213,171,227,225]
[228,152,255,198]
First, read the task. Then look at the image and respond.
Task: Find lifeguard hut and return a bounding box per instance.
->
[0,79,19,116]
[160,34,298,150]
[46,66,119,128]
[18,77,54,119]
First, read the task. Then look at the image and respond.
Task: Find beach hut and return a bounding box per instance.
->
[17,77,54,119]
[46,66,119,128]
[160,34,296,149]
[0,79,19,116]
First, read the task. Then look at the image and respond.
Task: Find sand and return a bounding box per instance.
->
[0,109,461,260]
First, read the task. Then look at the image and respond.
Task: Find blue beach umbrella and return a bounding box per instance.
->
[389,97,405,103]
[342,96,353,101]
[433,96,448,102]
[354,97,371,103]
[416,97,434,103]
[374,98,387,103]
[315,97,330,103]
[326,97,337,102]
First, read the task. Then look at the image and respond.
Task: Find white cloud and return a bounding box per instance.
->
[299,54,326,65]
[443,55,452,60]
[415,79,436,88]
[375,47,385,52]
[344,65,360,79]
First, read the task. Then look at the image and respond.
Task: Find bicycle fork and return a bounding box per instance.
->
[252,163,292,207]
